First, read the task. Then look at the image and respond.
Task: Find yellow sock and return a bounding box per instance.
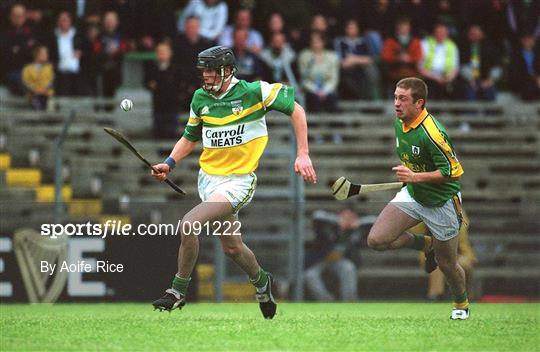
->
[453,299,469,309]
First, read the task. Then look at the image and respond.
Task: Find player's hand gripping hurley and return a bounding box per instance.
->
[331,176,403,200]
[103,128,186,195]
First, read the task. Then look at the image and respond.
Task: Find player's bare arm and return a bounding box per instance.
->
[290,102,317,184]
[152,137,197,181]
[392,165,460,183]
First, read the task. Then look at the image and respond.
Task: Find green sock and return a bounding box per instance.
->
[454,291,468,303]
[408,234,426,250]
[172,275,191,296]
[454,291,469,309]
[250,268,268,289]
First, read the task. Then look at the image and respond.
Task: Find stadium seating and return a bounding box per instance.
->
[1,96,538,299]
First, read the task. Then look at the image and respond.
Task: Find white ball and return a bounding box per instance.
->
[120,99,133,111]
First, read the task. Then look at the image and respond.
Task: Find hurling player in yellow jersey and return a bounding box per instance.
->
[150,46,317,319]
[367,77,470,320]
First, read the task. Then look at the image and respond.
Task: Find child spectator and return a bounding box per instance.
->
[22,46,54,110]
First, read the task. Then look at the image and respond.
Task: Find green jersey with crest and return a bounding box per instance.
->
[182,78,295,175]
[394,109,464,207]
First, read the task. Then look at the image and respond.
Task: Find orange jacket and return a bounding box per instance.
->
[381,36,423,80]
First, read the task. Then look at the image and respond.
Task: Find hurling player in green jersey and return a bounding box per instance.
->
[150,46,317,319]
[367,77,470,320]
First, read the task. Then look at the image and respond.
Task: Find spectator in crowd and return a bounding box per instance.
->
[25,6,47,43]
[219,8,264,53]
[313,12,330,33]
[462,0,508,59]
[412,211,476,301]
[144,42,181,139]
[509,32,540,101]
[290,14,330,53]
[299,32,339,112]
[429,0,461,39]
[457,24,501,101]
[394,0,431,37]
[334,19,380,100]
[1,3,36,96]
[260,32,297,84]
[46,0,103,24]
[418,22,459,100]
[358,0,393,54]
[178,0,228,42]
[22,46,54,110]
[173,15,214,110]
[309,14,329,39]
[80,24,103,96]
[304,207,362,301]
[100,11,129,106]
[264,12,287,42]
[102,0,133,39]
[123,2,175,52]
[232,28,266,82]
[505,0,540,43]
[381,18,422,96]
[49,11,83,96]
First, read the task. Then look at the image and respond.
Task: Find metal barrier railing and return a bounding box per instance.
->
[54,109,75,223]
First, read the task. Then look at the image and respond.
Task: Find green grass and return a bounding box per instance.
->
[1,303,538,351]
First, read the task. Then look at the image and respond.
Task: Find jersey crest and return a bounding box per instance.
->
[231,100,243,116]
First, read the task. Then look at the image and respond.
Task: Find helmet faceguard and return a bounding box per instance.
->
[196,46,237,93]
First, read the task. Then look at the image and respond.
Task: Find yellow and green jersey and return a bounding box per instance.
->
[183,78,295,175]
[395,108,464,207]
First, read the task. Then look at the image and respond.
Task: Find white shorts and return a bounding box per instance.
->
[197,169,257,214]
[390,187,463,241]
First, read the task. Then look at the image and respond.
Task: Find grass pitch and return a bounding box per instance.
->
[1,303,538,351]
